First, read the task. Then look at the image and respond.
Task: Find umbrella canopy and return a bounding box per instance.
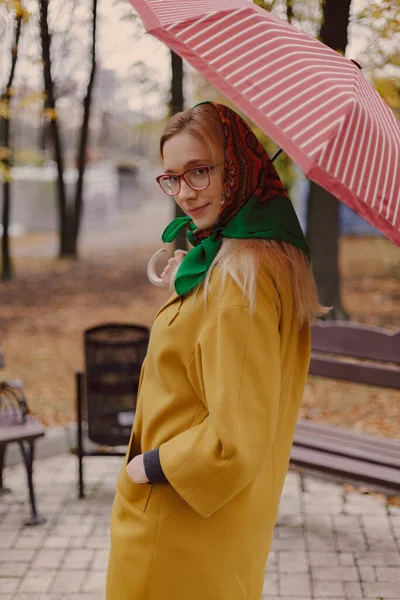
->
[129,0,400,246]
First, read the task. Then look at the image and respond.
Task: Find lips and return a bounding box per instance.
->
[187,203,209,215]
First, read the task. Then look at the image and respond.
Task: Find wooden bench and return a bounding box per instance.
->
[0,378,46,525]
[290,321,400,494]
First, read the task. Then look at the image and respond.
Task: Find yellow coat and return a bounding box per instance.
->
[107,261,310,600]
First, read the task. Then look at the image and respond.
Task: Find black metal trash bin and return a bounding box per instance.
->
[76,323,149,497]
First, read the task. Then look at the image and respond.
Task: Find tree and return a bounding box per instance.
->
[39,0,98,258]
[71,0,98,255]
[169,50,187,251]
[305,0,352,320]
[0,1,28,280]
[39,0,69,257]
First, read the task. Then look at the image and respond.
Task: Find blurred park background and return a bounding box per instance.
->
[0,0,399,438]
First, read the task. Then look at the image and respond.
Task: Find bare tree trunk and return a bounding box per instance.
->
[169,50,187,251]
[286,0,294,23]
[39,0,69,258]
[1,13,22,281]
[306,0,351,320]
[70,0,98,257]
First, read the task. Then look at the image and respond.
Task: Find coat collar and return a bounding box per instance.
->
[154,291,182,322]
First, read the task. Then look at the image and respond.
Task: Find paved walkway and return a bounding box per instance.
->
[1,455,399,599]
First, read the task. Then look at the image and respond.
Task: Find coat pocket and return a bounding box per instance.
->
[118,467,153,514]
[158,484,187,523]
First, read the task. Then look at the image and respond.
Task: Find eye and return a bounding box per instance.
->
[169,175,179,183]
[194,168,207,176]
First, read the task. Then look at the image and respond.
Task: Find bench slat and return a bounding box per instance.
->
[309,354,400,389]
[294,429,400,468]
[0,421,45,445]
[296,420,400,454]
[311,322,400,363]
[290,445,400,490]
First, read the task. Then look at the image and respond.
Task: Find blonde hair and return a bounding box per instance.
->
[161,106,329,325]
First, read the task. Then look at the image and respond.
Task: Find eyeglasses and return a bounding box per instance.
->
[156,165,216,196]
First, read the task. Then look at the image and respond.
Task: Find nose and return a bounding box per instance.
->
[177,178,197,202]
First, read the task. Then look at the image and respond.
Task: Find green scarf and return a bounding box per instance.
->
[162,194,310,297]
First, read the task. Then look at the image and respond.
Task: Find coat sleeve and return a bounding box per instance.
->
[158,287,282,518]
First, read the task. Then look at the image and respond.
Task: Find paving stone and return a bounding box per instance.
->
[13,595,62,600]
[18,570,54,593]
[50,570,87,593]
[0,562,27,576]
[280,574,311,597]
[313,580,345,597]
[91,549,110,571]
[308,552,338,567]
[63,549,94,570]
[0,531,18,549]
[70,536,90,549]
[270,538,306,552]
[344,581,363,597]
[311,566,358,581]
[306,532,336,552]
[0,549,35,562]
[42,536,73,549]
[63,595,105,600]
[358,566,376,582]
[338,552,355,566]
[81,569,107,592]
[364,582,400,598]
[279,551,308,573]
[262,571,278,596]
[0,578,19,594]
[31,549,65,570]
[375,566,400,582]
[85,536,110,550]
[359,553,398,568]
[13,535,45,551]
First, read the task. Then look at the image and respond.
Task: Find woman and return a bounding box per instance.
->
[106,102,327,600]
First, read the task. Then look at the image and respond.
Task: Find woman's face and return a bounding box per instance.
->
[162,131,225,230]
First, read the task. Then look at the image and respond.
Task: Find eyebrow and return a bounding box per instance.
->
[163,159,210,173]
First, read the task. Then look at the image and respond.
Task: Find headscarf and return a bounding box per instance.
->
[162,102,310,296]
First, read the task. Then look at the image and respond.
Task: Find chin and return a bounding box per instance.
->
[192,218,216,230]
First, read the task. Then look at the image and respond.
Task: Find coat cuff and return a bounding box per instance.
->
[143,448,169,483]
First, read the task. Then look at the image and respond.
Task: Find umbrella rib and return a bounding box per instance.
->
[361,74,399,218]
[257,64,356,110]
[209,28,305,67]
[239,48,347,92]
[247,56,354,99]
[187,8,247,45]
[338,102,363,184]
[299,116,346,152]
[196,18,261,55]
[268,78,354,118]
[274,83,354,125]
[285,92,354,135]
[173,10,218,36]
[226,39,324,81]
[208,20,305,66]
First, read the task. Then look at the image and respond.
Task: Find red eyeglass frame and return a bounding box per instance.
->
[156,165,215,196]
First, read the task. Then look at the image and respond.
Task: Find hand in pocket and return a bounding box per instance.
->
[126,454,149,484]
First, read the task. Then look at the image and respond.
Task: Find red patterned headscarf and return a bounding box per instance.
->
[194,102,290,242]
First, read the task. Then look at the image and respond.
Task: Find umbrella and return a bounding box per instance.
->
[128,0,400,247]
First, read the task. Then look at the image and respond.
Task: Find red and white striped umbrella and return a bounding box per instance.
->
[129,0,400,246]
